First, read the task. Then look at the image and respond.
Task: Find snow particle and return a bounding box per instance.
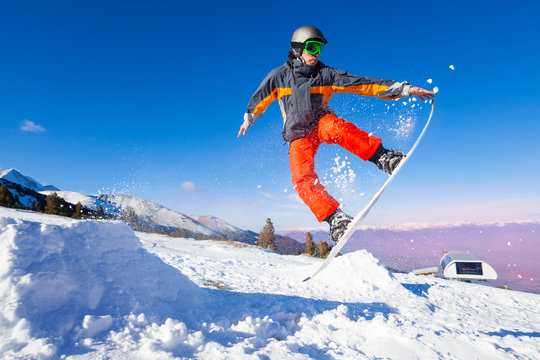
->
[433,87,439,94]
[449,65,455,70]
[427,79,433,84]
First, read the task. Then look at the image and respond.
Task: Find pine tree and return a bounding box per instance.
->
[96,205,105,218]
[257,218,277,251]
[72,202,83,219]
[122,206,137,226]
[317,240,331,259]
[45,193,67,216]
[303,231,317,257]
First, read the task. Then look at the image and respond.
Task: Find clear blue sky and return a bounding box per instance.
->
[1,0,539,231]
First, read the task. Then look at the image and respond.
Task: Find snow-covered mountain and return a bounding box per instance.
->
[1,207,539,359]
[101,194,215,236]
[191,214,250,238]
[0,169,277,249]
[0,168,58,192]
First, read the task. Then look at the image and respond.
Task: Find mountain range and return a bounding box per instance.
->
[0,168,304,254]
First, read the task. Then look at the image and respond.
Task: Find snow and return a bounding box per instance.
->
[1,206,539,359]
[449,64,455,70]
[101,194,213,235]
[190,214,243,234]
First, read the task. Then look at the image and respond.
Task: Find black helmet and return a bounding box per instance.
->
[290,26,328,50]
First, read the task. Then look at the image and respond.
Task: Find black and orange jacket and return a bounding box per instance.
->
[244,58,411,142]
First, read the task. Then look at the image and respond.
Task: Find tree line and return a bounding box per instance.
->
[0,185,107,219]
[257,217,332,258]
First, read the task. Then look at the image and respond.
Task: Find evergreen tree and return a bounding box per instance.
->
[96,205,105,218]
[0,186,14,207]
[257,218,277,251]
[72,202,83,219]
[303,231,317,257]
[317,240,331,259]
[122,207,138,227]
[45,193,67,216]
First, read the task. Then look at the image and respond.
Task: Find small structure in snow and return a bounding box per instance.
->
[412,267,439,277]
[440,251,497,281]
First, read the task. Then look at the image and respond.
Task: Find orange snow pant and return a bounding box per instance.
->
[289,114,382,222]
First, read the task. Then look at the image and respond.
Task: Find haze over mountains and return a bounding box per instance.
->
[281,221,539,294]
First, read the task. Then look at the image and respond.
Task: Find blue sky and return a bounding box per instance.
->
[1,0,539,231]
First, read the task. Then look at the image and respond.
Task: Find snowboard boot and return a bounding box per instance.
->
[368,144,406,175]
[324,208,352,243]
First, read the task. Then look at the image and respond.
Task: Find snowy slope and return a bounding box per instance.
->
[190,214,258,244]
[101,194,215,235]
[0,169,58,192]
[191,214,244,234]
[1,207,539,359]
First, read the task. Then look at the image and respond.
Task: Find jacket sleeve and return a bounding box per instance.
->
[331,68,411,100]
[243,68,280,127]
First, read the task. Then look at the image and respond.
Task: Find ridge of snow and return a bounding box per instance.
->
[0,207,205,358]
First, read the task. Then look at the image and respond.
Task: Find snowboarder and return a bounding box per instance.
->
[238,26,435,244]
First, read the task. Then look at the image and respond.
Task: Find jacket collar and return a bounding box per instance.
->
[291,58,325,77]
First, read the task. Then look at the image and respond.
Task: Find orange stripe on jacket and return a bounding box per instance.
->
[253,88,292,115]
[254,83,397,115]
[309,83,398,105]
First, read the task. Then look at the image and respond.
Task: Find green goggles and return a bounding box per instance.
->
[304,40,324,55]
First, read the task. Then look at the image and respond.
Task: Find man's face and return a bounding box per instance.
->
[301,50,319,66]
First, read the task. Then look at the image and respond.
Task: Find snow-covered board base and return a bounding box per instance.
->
[1,207,539,359]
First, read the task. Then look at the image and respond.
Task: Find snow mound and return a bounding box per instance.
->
[0,214,205,358]
[315,250,406,298]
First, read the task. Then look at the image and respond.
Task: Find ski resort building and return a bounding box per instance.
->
[412,267,439,277]
[440,251,497,281]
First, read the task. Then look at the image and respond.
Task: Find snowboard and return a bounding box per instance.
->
[303,101,435,282]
